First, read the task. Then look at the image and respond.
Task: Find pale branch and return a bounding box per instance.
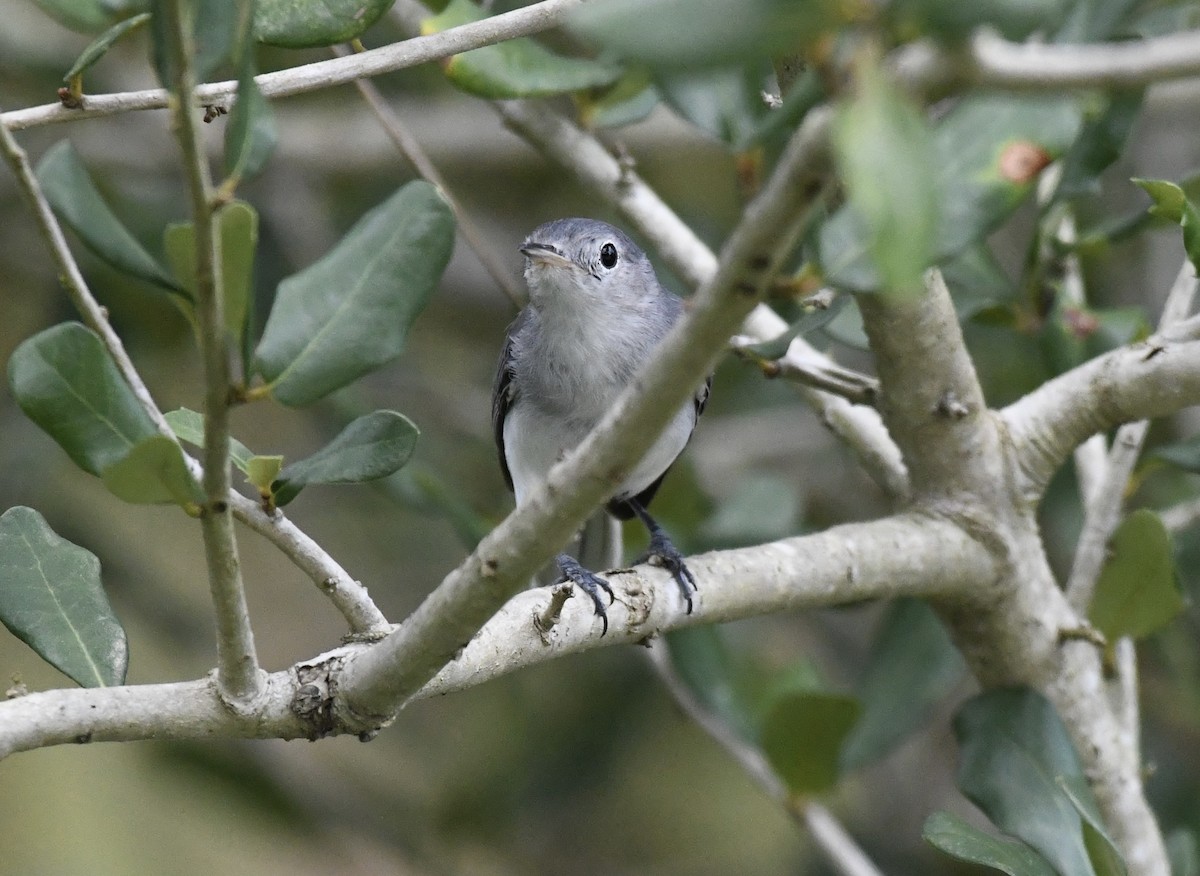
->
[334,106,838,724]
[227,493,390,634]
[1004,335,1200,496]
[966,27,1200,89]
[0,515,991,759]
[1065,259,1199,611]
[643,641,886,876]
[491,97,908,497]
[331,43,524,308]
[1161,495,1200,533]
[164,0,262,702]
[1,0,592,131]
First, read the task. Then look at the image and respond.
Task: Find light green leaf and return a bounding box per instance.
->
[760,692,860,795]
[1089,509,1183,641]
[577,70,659,130]
[654,63,772,149]
[0,507,127,688]
[832,62,937,298]
[35,141,183,295]
[101,435,202,507]
[1058,775,1128,876]
[272,410,420,506]
[164,200,258,346]
[63,12,151,82]
[32,0,147,33]
[840,598,964,769]
[895,0,1073,43]
[739,294,849,360]
[423,0,620,99]
[954,687,1098,876]
[1168,829,1199,876]
[1133,178,1200,275]
[8,323,159,476]
[246,455,284,494]
[164,407,255,475]
[253,0,393,47]
[254,181,455,406]
[923,811,1059,876]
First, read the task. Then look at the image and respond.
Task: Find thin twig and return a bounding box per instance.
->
[1160,495,1200,533]
[644,640,885,876]
[331,44,524,307]
[164,0,262,702]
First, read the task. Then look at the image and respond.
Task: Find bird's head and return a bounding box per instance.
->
[519,218,658,308]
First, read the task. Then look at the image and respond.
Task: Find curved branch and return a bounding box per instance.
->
[1,0,591,131]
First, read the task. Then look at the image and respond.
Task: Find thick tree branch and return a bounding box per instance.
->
[1,0,591,131]
[0,515,990,759]
[335,107,836,723]
[164,0,262,702]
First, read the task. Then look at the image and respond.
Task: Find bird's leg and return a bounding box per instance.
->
[556,553,614,636]
[627,500,697,614]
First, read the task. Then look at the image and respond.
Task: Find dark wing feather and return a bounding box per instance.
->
[491,311,528,493]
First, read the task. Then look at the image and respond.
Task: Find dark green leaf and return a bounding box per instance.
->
[32,0,147,33]
[8,323,158,476]
[1155,433,1200,473]
[422,0,620,98]
[164,407,255,475]
[740,293,849,360]
[954,687,1098,876]
[840,599,964,769]
[923,811,1059,876]
[63,12,151,82]
[164,200,258,345]
[895,0,1073,43]
[697,474,802,548]
[1133,178,1200,274]
[272,410,420,506]
[821,94,1082,292]
[1055,90,1143,200]
[101,435,202,507]
[253,0,393,47]
[654,63,772,148]
[943,243,1018,319]
[832,63,937,298]
[577,71,659,130]
[150,0,242,88]
[254,181,455,406]
[224,63,277,182]
[568,0,845,70]
[1055,0,1142,42]
[760,692,860,794]
[1168,829,1199,876]
[665,625,768,741]
[1058,775,1128,876]
[35,141,182,294]
[0,507,127,688]
[1089,509,1183,641]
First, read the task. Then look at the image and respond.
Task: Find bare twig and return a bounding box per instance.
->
[163,0,262,702]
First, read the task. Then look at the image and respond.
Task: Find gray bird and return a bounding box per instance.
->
[492,218,709,634]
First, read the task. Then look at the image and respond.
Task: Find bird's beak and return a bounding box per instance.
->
[519,241,573,268]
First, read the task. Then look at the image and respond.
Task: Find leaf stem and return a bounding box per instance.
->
[163,0,263,703]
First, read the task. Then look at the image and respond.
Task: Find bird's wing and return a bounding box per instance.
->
[491,310,528,492]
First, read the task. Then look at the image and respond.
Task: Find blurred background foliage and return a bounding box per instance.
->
[3,0,1200,873]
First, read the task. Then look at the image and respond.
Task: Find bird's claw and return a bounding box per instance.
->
[642,532,697,615]
[556,554,615,636]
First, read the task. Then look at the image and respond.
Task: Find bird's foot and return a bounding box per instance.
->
[638,531,697,615]
[556,554,615,636]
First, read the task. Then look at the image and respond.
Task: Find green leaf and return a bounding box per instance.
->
[1168,829,1199,876]
[164,200,258,346]
[32,0,147,33]
[1133,178,1200,275]
[1055,90,1143,200]
[1089,509,1183,641]
[101,435,202,507]
[832,62,938,298]
[697,474,802,548]
[164,407,255,475]
[8,323,159,476]
[954,687,1099,876]
[63,12,151,82]
[380,462,491,550]
[840,598,964,769]
[923,811,1059,876]
[254,181,455,406]
[1055,0,1142,42]
[577,70,659,130]
[740,294,850,360]
[568,0,845,70]
[0,507,127,688]
[422,0,620,99]
[654,63,772,149]
[272,410,420,507]
[150,0,242,88]
[895,0,1073,43]
[35,141,183,295]
[1156,433,1200,473]
[760,692,860,794]
[253,0,392,47]
[821,94,1083,292]
[943,243,1017,319]
[1057,775,1128,876]
[665,625,771,742]
[246,455,284,494]
[224,65,276,183]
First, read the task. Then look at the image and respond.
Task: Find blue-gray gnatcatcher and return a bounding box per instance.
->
[492,218,709,634]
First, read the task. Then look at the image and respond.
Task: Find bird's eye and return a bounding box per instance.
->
[599,242,618,269]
